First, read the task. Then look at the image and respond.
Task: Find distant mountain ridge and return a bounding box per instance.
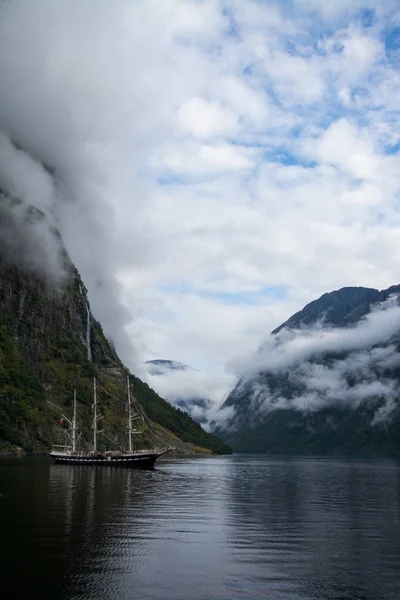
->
[216,285,400,456]
[145,359,191,375]
[145,359,211,423]
[273,286,398,332]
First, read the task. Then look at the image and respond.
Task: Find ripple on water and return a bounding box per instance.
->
[0,455,400,600]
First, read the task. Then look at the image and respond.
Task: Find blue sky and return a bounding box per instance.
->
[1,0,400,415]
[160,283,288,304]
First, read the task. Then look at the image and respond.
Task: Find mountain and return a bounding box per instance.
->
[145,359,191,376]
[216,286,400,456]
[0,197,231,455]
[144,359,211,423]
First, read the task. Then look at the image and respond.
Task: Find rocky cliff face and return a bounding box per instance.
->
[0,198,230,454]
[272,286,399,332]
[216,286,400,456]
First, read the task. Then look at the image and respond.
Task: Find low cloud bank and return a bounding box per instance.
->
[234,296,400,375]
[139,362,236,430]
[226,296,400,425]
[0,1,173,366]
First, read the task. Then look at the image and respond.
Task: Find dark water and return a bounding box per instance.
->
[1,455,400,600]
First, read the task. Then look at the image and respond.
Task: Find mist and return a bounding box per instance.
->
[0,0,189,367]
[226,295,400,425]
[139,361,236,430]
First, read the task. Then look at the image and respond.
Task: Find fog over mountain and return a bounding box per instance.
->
[216,286,400,453]
[142,359,235,429]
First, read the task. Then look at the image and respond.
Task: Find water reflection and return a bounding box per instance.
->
[0,455,399,600]
[225,457,400,600]
[47,464,167,598]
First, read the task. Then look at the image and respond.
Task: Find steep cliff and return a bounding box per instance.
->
[0,198,230,454]
[216,287,400,456]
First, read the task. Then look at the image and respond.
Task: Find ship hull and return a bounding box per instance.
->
[50,451,167,469]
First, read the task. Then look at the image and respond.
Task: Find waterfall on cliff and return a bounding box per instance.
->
[86,302,92,362]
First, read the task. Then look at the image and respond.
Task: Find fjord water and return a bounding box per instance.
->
[1,455,400,600]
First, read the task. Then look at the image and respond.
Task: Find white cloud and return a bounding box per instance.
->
[179,97,238,138]
[213,76,271,124]
[342,31,382,69]
[299,119,379,179]
[156,142,254,174]
[138,361,236,427]
[233,297,400,376]
[0,0,400,420]
[263,51,326,104]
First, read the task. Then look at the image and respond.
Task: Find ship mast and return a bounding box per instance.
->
[92,377,104,452]
[47,392,78,452]
[127,375,133,452]
[72,389,77,452]
[127,376,141,453]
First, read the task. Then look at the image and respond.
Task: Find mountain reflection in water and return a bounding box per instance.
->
[0,455,399,600]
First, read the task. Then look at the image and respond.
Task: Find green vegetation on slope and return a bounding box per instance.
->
[0,319,53,451]
[226,406,400,457]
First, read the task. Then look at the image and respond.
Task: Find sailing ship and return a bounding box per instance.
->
[49,376,171,468]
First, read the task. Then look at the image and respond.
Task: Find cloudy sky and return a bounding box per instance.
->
[0,0,400,411]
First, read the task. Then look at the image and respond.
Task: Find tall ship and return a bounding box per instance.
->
[49,376,171,468]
